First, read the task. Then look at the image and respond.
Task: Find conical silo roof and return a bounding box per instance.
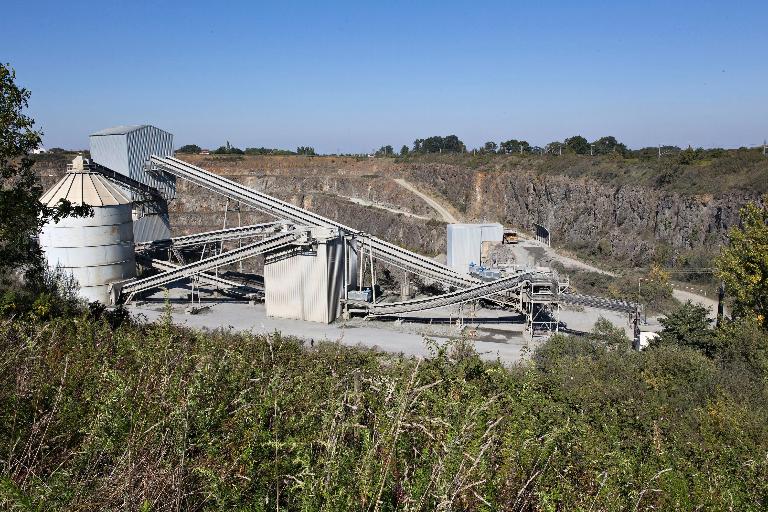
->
[40,171,131,207]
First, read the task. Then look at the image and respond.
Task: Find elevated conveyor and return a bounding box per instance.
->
[135,222,286,251]
[118,230,300,302]
[560,292,638,313]
[137,255,263,296]
[146,156,639,321]
[150,156,479,287]
[348,271,540,316]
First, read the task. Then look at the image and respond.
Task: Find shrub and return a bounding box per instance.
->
[1,314,766,509]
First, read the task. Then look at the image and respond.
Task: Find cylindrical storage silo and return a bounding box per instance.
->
[39,167,136,304]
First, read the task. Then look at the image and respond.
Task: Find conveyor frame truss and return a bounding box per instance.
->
[132,156,639,324]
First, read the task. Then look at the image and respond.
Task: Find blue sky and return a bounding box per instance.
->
[3,0,767,153]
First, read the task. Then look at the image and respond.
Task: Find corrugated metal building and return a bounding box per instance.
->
[446,223,504,273]
[264,227,347,323]
[90,125,175,199]
[89,125,174,242]
[39,159,136,304]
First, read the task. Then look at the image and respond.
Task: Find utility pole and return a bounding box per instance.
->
[590,144,594,156]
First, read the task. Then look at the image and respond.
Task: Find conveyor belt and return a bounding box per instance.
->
[148,157,639,317]
[121,231,299,302]
[135,222,286,251]
[560,292,638,313]
[150,156,479,288]
[348,272,538,316]
[138,256,263,296]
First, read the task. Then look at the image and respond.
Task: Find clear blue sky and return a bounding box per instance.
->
[3,0,767,153]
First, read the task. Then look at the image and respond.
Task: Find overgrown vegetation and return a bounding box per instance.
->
[1,305,767,510]
[4,60,768,510]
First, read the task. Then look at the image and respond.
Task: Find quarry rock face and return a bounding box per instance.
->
[407,164,754,265]
[35,154,758,266]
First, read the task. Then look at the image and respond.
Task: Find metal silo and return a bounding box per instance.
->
[39,157,136,304]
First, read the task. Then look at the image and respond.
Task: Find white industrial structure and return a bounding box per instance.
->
[264,226,349,323]
[39,156,136,303]
[446,223,504,273]
[38,125,639,334]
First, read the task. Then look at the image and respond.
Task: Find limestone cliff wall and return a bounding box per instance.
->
[406,164,757,265]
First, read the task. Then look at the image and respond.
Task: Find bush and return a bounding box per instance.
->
[0,313,766,510]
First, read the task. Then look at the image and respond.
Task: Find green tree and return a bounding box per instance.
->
[482,141,498,153]
[375,145,393,157]
[0,63,89,279]
[545,141,563,154]
[296,146,316,156]
[399,145,409,156]
[592,136,627,155]
[677,145,705,164]
[564,135,590,154]
[413,135,465,154]
[653,301,716,356]
[177,144,201,153]
[213,145,244,155]
[245,147,295,156]
[500,139,530,154]
[716,198,768,327]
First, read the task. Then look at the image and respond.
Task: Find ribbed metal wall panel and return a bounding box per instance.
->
[39,204,136,304]
[264,236,345,323]
[126,126,175,198]
[447,223,503,272]
[88,135,128,180]
[132,211,172,243]
[90,125,175,200]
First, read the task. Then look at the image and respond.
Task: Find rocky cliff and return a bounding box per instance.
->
[33,153,761,268]
[405,163,759,266]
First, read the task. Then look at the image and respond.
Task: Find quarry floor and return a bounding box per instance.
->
[128,286,652,364]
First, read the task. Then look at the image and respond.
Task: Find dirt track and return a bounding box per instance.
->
[394,178,459,223]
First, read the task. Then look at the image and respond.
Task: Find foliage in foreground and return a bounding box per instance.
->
[717,196,768,328]
[0,63,89,281]
[1,310,767,511]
